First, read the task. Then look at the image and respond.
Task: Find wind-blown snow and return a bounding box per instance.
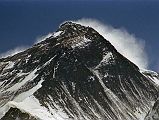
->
[0,19,148,70]
[75,18,148,69]
[35,31,63,43]
[0,46,27,58]
[35,33,53,43]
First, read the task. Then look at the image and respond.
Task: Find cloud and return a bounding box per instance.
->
[75,18,148,69]
[0,46,28,58]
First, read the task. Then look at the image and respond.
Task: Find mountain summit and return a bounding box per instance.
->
[0,22,159,120]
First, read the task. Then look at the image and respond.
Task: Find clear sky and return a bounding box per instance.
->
[0,0,159,72]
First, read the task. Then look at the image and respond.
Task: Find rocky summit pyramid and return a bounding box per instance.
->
[0,22,159,120]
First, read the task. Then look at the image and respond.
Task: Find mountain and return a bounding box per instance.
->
[0,22,159,120]
[141,70,159,120]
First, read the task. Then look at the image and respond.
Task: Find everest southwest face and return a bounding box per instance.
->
[0,22,159,120]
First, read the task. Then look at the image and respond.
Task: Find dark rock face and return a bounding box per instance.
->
[145,99,159,120]
[0,22,159,120]
[142,71,159,120]
[1,108,37,120]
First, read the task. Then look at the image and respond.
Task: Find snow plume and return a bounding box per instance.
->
[0,19,148,69]
[35,33,53,43]
[75,18,148,69]
[0,33,53,59]
[0,32,55,59]
[0,46,28,58]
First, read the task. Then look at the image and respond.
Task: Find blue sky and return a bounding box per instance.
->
[0,1,159,72]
